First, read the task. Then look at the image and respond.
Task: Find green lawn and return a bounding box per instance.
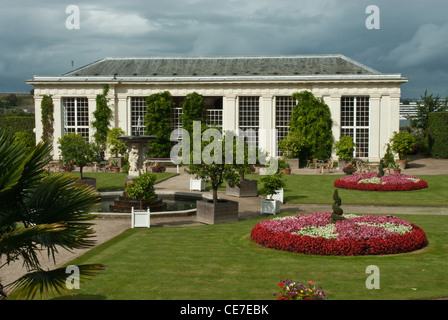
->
[53,213,448,300]
[68,172,178,191]
[242,174,448,206]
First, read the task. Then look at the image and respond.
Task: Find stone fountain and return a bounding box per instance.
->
[109,135,161,212]
[118,135,158,179]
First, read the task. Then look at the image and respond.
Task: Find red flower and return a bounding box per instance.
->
[278,283,284,288]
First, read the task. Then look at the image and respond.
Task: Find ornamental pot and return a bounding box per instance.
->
[397,160,407,170]
[261,198,281,215]
[190,178,206,191]
[226,179,258,197]
[196,199,239,224]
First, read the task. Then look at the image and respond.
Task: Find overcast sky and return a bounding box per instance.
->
[1,0,447,98]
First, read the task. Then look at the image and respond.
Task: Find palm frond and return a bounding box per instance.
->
[6,264,107,300]
[0,223,66,270]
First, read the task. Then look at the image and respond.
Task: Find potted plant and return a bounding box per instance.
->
[278,131,305,170]
[225,137,258,197]
[390,161,401,175]
[334,136,355,169]
[390,131,417,169]
[260,173,286,215]
[185,131,241,224]
[106,127,127,167]
[284,161,291,175]
[124,172,158,211]
[342,163,356,175]
[111,159,120,173]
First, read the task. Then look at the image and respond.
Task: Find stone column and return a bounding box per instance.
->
[259,94,275,158]
[327,94,342,159]
[369,94,381,162]
[52,97,62,159]
[222,95,237,132]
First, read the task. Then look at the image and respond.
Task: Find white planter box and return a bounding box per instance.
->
[190,178,206,191]
[261,198,281,215]
[266,188,284,204]
[131,207,150,228]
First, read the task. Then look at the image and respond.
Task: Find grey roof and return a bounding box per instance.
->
[28,55,407,83]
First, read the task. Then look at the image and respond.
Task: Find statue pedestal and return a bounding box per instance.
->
[118,135,158,178]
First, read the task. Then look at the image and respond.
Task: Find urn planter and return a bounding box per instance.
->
[196,199,239,224]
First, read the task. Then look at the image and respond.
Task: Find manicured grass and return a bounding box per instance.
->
[243,174,448,206]
[55,213,448,300]
[68,172,178,191]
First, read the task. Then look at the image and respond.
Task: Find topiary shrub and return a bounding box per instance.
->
[330,189,345,223]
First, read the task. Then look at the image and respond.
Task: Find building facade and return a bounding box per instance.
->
[27,55,407,162]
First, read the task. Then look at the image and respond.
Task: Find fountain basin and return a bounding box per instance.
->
[96,191,211,217]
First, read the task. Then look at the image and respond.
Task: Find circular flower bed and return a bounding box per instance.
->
[251,213,427,256]
[334,173,428,191]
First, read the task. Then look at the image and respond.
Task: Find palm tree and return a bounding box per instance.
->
[0,131,106,299]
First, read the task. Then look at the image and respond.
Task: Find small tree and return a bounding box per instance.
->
[289,91,334,160]
[58,133,96,179]
[125,172,157,210]
[334,136,356,161]
[92,85,113,151]
[390,131,417,160]
[185,130,240,204]
[106,127,127,157]
[145,91,174,158]
[411,90,448,130]
[260,173,286,198]
[278,131,307,159]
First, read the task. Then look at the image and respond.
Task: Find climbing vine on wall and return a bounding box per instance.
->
[40,94,54,142]
[92,85,113,150]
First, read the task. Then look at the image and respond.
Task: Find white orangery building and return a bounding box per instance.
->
[27,55,407,162]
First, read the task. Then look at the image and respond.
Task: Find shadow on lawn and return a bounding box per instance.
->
[53,294,107,300]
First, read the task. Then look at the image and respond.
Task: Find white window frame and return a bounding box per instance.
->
[340,96,370,158]
[62,97,89,139]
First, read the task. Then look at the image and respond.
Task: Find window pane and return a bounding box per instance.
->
[131,97,146,136]
[239,96,259,147]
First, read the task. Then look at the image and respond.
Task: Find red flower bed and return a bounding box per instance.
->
[250,213,428,256]
[334,173,428,191]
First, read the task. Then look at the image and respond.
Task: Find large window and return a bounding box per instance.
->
[341,96,370,158]
[130,97,146,136]
[275,96,296,156]
[131,96,223,138]
[63,97,89,139]
[238,96,259,147]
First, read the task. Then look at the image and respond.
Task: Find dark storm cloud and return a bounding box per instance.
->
[0,0,447,98]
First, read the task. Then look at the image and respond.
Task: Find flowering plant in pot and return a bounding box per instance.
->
[274,280,327,300]
[342,163,356,175]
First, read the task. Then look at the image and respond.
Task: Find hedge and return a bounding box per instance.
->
[0,116,35,135]
[429,112,448,159]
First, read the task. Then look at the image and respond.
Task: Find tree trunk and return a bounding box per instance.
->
[213,188,218,204]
